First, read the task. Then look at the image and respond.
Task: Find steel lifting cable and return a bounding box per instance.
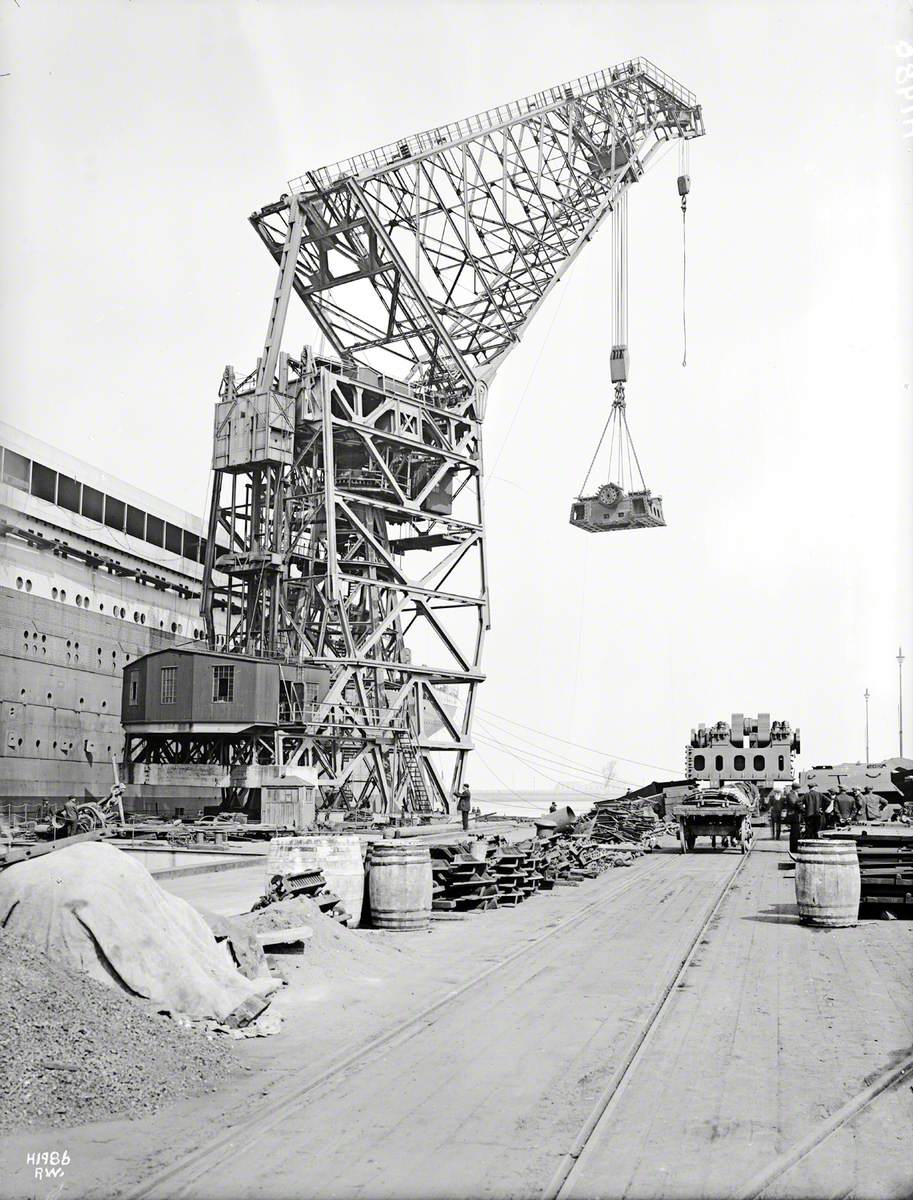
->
[621,405,648,491]
[679,139,689,368]
[578,408,614,497]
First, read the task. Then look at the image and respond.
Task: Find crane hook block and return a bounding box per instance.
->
[610,344,629,383]
[677,173,691,197]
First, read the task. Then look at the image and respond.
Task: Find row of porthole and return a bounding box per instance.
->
[18,581,201,637]
[17,687,101,707]
[21,632,131,662]
[45,588,192,633]
[8,737,113,754]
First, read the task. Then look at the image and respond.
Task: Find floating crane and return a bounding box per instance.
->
[124,60,704,818]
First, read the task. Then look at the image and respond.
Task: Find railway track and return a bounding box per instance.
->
[128,851,681,1200]
[544,849,749,1199]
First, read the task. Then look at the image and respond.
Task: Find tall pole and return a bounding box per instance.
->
[898,646,905,758]
[864,688,870,764]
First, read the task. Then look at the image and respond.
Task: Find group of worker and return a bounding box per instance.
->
[768,784,889,852]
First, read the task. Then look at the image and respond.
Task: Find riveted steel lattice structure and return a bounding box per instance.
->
[188,59,704,816]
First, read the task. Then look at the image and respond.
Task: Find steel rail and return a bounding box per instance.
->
[733,1048,913,1200]
[543,849,749,1200]
[127,853,669,1200]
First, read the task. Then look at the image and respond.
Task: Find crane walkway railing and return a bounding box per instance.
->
[289,58,698,192]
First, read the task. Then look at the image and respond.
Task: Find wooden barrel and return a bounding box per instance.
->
[794,839,861,927]
[368,843,432,930]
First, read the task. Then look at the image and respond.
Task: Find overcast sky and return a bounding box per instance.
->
[2,0,911,794]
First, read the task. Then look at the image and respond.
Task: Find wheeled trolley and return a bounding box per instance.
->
[667,787,754,854]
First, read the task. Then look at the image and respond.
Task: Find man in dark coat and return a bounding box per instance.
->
[768,790,784,841]
[834,787,858,826]
[455,784,472,832]
[804,784,824,839]
[859,786,884,822]
[786,787,804,854]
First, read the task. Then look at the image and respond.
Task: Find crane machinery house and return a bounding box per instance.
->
[121,60,705,820]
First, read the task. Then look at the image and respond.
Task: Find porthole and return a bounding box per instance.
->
[46,692,52,701]
[99,603,104,611]
[19,688,25,697]
[52,741,57,750]
[23,630,29,638]
[25,580,32,592]
[60,590,66,602]
[35,739,40,749]
[79,697,85,705]
[140,614,146,625]
[41,634,46,643]
[120,607,126,619]
[159,621,164,628]
[16,577,22,589]
[76,595,82,607]
[52,587,58,599]
[74,654,79,663]
[101,700,107,709]
[66,640,71,647]
[133,612,139,622]
[171,622,177,632]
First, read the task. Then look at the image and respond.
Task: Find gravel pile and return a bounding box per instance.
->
[0,929,237,1132]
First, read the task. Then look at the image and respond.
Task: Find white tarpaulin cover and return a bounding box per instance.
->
[0,841,271,1023]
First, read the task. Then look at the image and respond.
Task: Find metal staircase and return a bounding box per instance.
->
[400,742,431,814]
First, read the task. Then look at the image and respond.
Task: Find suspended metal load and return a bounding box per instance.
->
[570,190,664,534]
[569,385,665,533]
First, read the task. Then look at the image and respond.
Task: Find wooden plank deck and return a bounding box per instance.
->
[564,837,913,1199]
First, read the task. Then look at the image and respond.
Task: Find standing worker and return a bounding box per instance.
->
[787,787,804,854]
[834,786,858,826]
[804,782,824,839]
[768,790,784,841]
[455,783,472,833]
[859,786,884,823]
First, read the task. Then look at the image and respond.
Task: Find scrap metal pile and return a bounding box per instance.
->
[430,809,659,915]
[254,867,354,925]
[589,796,667,847]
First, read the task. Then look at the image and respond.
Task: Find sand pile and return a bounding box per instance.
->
[0,843,275,1023]
[0,929,237,1132]
[232,896,406,972]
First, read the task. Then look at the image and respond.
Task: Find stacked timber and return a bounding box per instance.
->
[821,827,913,908]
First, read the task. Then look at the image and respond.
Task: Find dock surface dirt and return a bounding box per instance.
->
[1,837,910,1199]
